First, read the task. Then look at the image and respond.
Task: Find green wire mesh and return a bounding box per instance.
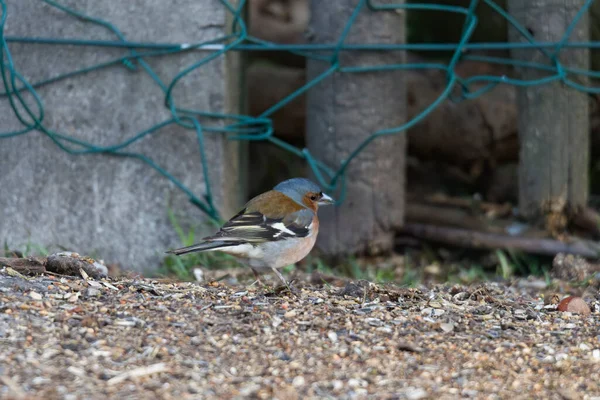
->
[1,0,599,221]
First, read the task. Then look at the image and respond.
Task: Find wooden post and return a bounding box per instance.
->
[305,1,406,256]
[507,0,590,226]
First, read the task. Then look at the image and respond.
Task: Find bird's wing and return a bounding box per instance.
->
[204,191,315,244]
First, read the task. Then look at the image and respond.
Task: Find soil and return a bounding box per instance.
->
[0,268,599,400]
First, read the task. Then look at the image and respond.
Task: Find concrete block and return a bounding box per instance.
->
[0,0,245,271]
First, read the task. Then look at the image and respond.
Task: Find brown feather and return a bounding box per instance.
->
[244,190,305,218]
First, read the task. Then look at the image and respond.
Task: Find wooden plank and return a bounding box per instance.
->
[305,0,406,256]
[507,0,590,225]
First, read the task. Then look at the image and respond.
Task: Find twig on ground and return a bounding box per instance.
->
[106,363,168,386]
[0,257,46,275]
[399,223,600,258]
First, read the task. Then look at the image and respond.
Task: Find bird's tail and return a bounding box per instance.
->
[166,241,238,256]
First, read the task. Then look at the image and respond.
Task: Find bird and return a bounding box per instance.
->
[166,177,335,291]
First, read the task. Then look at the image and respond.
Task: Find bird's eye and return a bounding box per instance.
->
[310,194,318,201]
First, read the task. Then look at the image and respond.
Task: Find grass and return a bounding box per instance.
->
[3,239,51,257]
[303,255,400,285]
[448,264,490,284]
[158,209,242,281]
[271,248,554,288]
[158,207,555,285]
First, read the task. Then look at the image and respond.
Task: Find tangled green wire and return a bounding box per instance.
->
[1,0,599,221]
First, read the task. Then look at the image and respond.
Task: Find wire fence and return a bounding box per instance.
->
[1,0,599,221]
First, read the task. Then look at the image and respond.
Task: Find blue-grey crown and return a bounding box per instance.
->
[273,178,321,205]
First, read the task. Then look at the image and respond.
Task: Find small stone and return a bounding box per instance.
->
[85,288,101,297]
[557,388,581,400]
[428,301,442,308]
[440,323,455,333]
[462,389,479,397]
[365,318,383,327]
[29,291,43,301]
[397,342,423,353]
[592,349,600,360]
[193,268,204,282]
[579,343,591,351]
[338,281,368,298]
[67,366,86,377]
[31,377,50,386]
[402,387,427,400]
[239,383,261,396]
[90,261,108,277]
[292,376,305,387]
[348,379,360,388]
[190,337,202,346]
[432,309,445,317]
[327,331,338,343]
[284,311,297,319]
[557,296,591,315]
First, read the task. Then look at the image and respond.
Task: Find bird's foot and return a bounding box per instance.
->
[248,279,263,288]
[248,279,274,293]
[248,268,271,290]
[273,279,300,297]
[269,267,300,296]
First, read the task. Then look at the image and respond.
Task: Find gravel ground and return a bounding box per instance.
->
[0,268,599,400]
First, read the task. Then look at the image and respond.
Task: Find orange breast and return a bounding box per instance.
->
[275,216,319,268]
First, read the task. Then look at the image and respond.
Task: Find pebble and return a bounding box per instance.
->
[3,273,600,398]
[402,387,427,400]
[29,291,43,300]
[292,376,305,387]
[579,343,591,351]
[31,377,50,386]
[327,331,338,343]
[271,316,283,327]
[421,308,445,317]
[348,378,367,388]
[239,383,260,396]
[192,268,204,282]
[365,318,383,327]
[348,378,360,388]
[557,296,591,315]
[85,288,101,297]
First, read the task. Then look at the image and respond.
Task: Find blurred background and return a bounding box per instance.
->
[2,0,600,288]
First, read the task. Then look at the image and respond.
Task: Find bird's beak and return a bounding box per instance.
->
[318,193,335,206]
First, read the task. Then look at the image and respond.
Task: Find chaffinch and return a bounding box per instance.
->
[167,177,334,289]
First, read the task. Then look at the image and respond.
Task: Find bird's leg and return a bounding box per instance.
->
[271,267,299,297]
[249,267,265,288]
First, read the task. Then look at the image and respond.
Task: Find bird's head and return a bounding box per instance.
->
[273,177,335,211]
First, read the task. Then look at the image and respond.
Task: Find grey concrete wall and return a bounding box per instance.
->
[0,0,245,272]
